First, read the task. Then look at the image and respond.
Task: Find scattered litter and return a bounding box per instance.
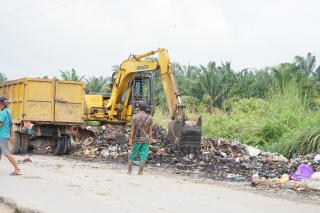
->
[71,125,320,193]
[278,174,289,185]
[290,164,314,181]
[17,156,32,164]
[245,145,261,157]
[311,172,320,181]
[314,154,320,162]
[22,156,32,163]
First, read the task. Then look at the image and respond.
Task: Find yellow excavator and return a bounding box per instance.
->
[85,48,202,151]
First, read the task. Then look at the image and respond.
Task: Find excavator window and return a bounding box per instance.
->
[132,72,154,115]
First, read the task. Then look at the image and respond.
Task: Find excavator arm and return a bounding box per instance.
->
[107,48,202,151]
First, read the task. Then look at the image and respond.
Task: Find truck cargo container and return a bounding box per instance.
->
[0,78,85,155]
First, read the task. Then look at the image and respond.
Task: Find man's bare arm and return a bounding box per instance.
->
[149,124,153,143]
[129,125,135,147]
[9,126,14,144]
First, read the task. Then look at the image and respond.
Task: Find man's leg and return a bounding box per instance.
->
[6,154,20,175]
[138,143,149,175]
[1,140,20,175]
[128,144,140,175]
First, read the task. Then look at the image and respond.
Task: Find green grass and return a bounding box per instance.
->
[153,109,171,127]
[154,84,320,157]
[202,86,320,155]
[274,124,320,157]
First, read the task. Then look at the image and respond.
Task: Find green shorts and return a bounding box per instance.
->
[129,143,149,161]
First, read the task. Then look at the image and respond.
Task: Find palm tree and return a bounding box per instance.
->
[197,62,224,107]
[85,76,110,93]
[272,63,300,92]
[294,53,316,77]
[0,73,8,83]
[60,69,85,81]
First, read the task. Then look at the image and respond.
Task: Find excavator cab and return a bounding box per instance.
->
[111,71,155,115]
[85,72,155,122]
[131,72,155,115]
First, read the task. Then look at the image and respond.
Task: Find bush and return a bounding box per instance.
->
[155,83,320,156]
[203,84,319,154]
[273,118,320,157]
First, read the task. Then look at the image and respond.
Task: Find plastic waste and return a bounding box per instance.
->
[311,172,320,181]
[251,173,259,182]
[133,161,140,166]
[281,182,293,190]
[314,154,320,162]
[290,164,314,181]
[278,174,289,184]
[246,145,261,157]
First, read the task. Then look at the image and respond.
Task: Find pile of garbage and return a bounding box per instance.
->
[73,126,320,190]
[252,155,320,192]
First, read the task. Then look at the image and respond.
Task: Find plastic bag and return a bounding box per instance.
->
[290,164,314,181]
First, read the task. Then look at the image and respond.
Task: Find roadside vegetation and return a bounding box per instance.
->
[1,53,320,157]
[154,53,320,157]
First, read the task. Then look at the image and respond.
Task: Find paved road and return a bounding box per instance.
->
[0,155,319,213]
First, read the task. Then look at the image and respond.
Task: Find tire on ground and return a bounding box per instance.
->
[20,133,30,154]
[52,137,65,155]
[63,136,72,155]
[9,132,21,154]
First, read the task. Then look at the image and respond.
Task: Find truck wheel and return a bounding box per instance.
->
[20,134,30,154]
[63,137,72,155]
[9,132,21,154]
[52,137,65,155]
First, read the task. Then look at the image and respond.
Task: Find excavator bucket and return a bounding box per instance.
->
[168,116,202,152]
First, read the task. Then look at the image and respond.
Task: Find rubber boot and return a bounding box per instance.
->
[138,160,146,175]
[127,160,133,175]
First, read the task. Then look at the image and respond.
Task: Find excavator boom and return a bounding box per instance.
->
[106,48,202,151]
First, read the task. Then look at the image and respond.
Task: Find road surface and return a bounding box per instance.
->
[0,155,319,213]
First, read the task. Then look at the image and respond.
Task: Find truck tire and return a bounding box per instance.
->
[52,137,65,155]
[9,132,21,154]
[20,134,30,154]
[63,136,72,155]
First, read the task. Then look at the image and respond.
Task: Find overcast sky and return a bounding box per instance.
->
[1,0,320,80]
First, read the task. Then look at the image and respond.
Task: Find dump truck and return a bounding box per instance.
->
[0,78,85,155]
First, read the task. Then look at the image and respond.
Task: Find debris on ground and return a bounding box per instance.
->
[290,164,314,181]
[17,156,32,164]
[72,125,320,192]
[311,172,320,181]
